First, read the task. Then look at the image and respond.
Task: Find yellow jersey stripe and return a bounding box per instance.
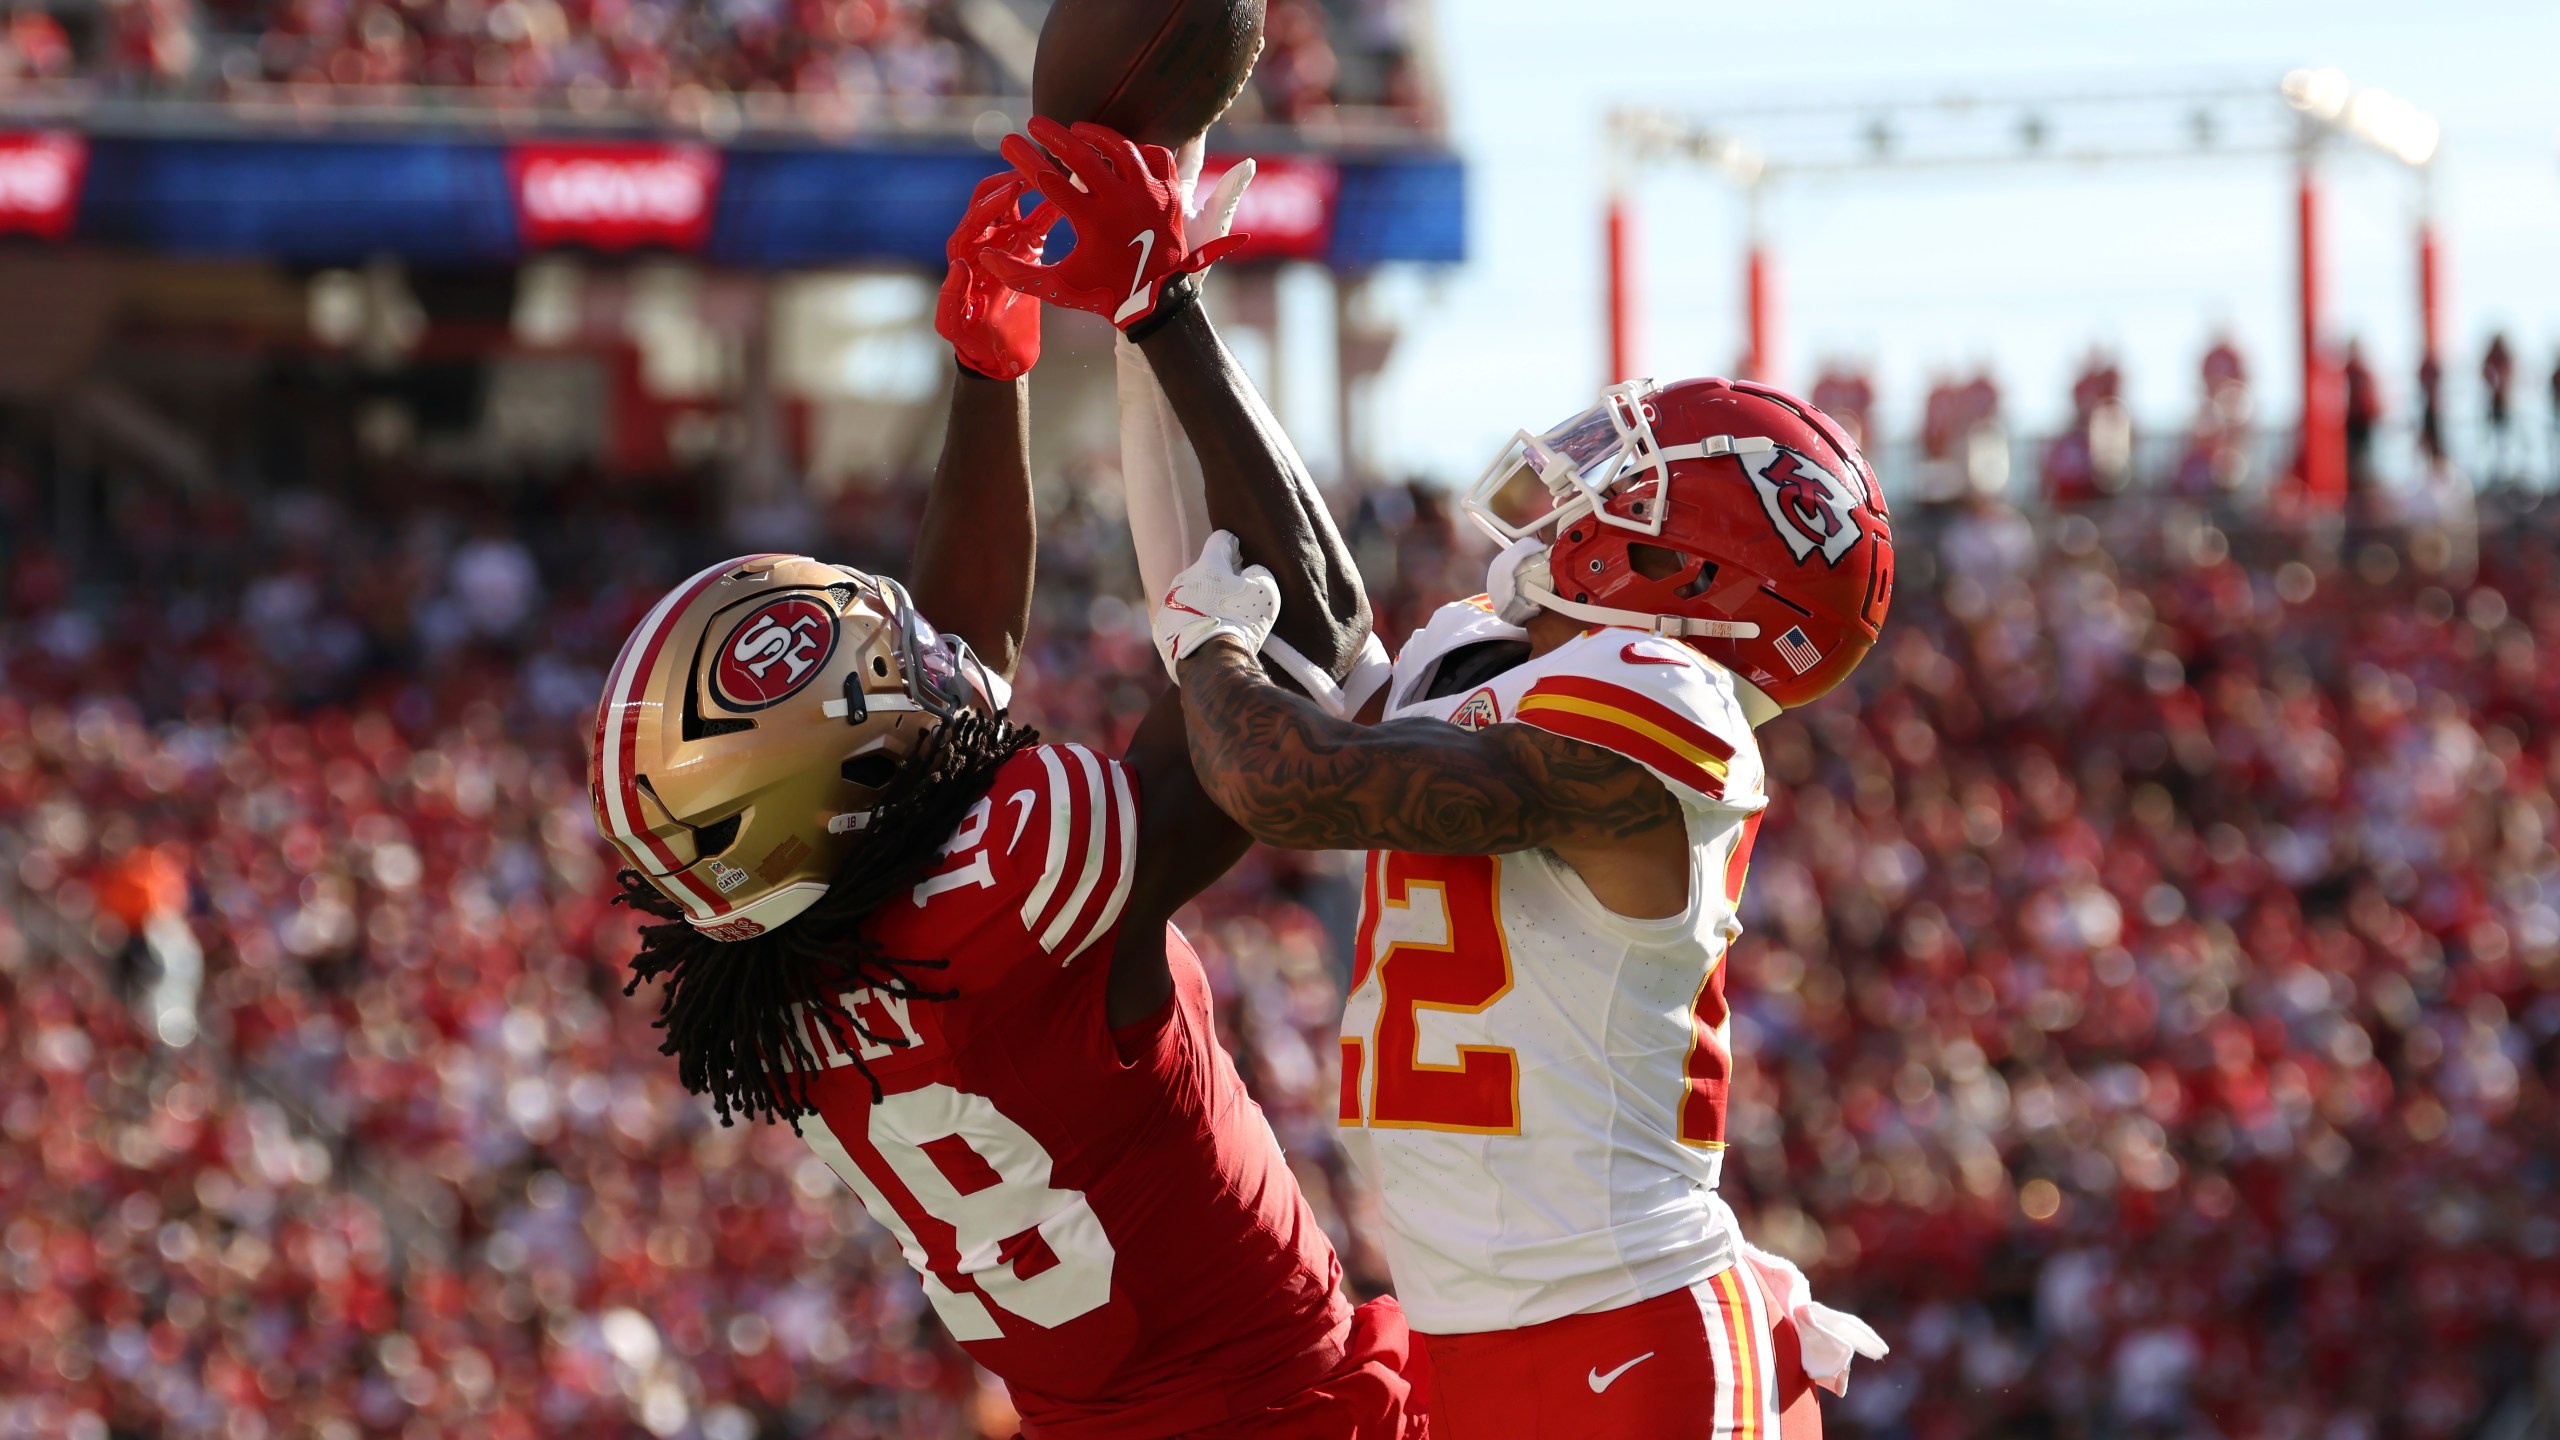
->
[1514,693,1734,779]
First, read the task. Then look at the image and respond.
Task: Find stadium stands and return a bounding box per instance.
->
[3,0,1434,129]
[0,409,2555,1439]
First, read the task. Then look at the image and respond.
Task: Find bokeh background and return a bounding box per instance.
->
[3,2,2559,1437]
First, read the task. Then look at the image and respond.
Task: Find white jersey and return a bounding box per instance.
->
[1337,601,1769,1335]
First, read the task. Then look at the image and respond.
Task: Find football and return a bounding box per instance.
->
[1031,0,1267,147]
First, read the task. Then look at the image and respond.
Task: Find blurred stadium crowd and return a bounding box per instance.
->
[2,381,2557,1440]
[1813,329,2560,513]
[0,0,1432,126]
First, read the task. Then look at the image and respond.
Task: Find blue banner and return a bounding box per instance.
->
[79,137,520,264]
[65,133,1462,271]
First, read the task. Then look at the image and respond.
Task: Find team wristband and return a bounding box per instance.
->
[1120,271,1202,343]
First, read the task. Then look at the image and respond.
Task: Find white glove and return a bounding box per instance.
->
[1153,530,1280,678]
[1740,1244,1889,1397]
[1175,139,1255,247]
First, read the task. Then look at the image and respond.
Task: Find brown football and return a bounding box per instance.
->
[1031,0,1267,148]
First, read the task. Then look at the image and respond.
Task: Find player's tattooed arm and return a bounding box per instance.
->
[908,366,1035,680]
[1176,637,1684,854]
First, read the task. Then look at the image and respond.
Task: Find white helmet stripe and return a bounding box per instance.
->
[593,554,781,918]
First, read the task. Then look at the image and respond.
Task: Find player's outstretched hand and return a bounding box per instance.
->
[1176,137,1255,253]
[1152,530,1280,681]
[981,116,1249,332]
[937,173,1058,380]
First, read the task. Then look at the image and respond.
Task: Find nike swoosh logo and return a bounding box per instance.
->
[1004,790,1036,853]
[1112,229,1159,324]
[1588,1351,1655,1393]
[1621,643,1688,667]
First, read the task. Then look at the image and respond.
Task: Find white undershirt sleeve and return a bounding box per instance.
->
[1114,333,1216,611]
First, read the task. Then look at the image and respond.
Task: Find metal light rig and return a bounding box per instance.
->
[1605,70,2442,506]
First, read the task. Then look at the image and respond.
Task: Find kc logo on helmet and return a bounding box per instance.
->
[1743,447,1866,568]
[713,595,838,711]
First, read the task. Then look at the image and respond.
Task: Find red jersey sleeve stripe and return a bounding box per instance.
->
[1514,703,1729,801]
[1056,759,1139,967]
[1038,745,1113,953]
[1519,674,1735,762]
[1018,746,1077,933]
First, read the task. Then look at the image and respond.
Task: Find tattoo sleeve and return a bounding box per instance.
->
[1176,639,1685,854]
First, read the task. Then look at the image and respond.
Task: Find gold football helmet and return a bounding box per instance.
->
[588,554,1008,941]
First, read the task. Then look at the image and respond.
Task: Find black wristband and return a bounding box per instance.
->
[1119,271,1201,344]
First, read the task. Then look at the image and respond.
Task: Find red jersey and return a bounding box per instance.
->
[785,742,1352,1438]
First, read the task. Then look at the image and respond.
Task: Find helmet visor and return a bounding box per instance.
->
[1475,434,1573,537]
[1463,381,1664,545]
[880,578,978,721]
[1544,397,1641,492]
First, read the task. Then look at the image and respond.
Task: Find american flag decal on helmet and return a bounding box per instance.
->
[1775,626,1821,674]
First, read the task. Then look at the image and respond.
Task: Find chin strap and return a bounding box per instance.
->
[1654,434,1776,466]
[1491,536,1762,641]
[1518,579,1763,641]
[1261,631,1393,720]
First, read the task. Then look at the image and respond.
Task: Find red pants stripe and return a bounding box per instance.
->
[1413,1265,1821,1440]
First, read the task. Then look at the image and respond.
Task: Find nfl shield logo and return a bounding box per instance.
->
[1775,626,1821,674]
[1450,688,1502,731]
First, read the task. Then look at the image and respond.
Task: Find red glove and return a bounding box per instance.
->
[937,173,1059,380]
[980,116,1248,332]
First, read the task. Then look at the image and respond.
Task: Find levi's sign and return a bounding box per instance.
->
[507,143,721,253]
[1197,155,1338,263]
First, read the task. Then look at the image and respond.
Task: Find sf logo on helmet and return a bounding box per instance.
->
[1744,447,1867,568]
[713,596,839,710]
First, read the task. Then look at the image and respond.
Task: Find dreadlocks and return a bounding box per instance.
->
[615,708,1040,1128]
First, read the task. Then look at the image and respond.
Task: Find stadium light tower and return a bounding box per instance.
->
[1606,112,1765,384]
[1609,71,2442,507]
[2281,68,2442,502]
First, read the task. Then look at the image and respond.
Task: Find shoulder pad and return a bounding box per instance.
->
[1510,632,1764,809]
[1387,596,1529,716]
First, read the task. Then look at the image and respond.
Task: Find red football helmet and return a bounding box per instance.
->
[1464,376,1894,709]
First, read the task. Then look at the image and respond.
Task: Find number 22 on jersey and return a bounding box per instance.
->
[1339,852,1520,1133]
[1338,816,1765,1147]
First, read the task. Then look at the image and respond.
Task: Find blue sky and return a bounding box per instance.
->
[1335,0,2560,484]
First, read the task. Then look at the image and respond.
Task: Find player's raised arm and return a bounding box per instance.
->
[1129,284,1370,684]
[1172,626,1684,857]
[976,117,1395,1024]
[906,174,1058,681]
[978,117,1375,690]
